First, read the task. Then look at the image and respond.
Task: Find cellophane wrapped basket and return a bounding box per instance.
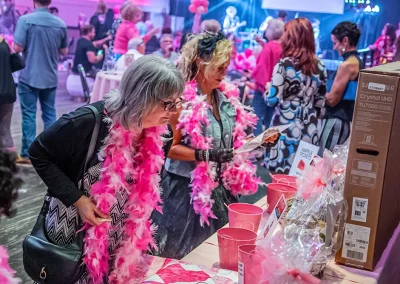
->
[256,143,349,283]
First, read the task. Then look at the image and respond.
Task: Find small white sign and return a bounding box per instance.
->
[342,223,371,263]
[368,82,386,92]
[238,261,245,284]
[260,194,287,239]
[289,140,320,177]
[351,197,369,223]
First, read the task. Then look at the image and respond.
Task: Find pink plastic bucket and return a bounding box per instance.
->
[238,245,263,284]
[266,183,297,214]
[270,173,297,188]
[228,203,264,232]
[217,228,257,271]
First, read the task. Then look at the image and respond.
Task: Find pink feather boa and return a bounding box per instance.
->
[83,123,167,283]
[0,246,20,284]
[178,81,261,226]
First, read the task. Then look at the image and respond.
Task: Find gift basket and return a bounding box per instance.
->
[256,143,349,283]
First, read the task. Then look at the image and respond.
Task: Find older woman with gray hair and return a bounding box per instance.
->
[252,18,284,135]
[153,33,179,63]
[27,55,185,283]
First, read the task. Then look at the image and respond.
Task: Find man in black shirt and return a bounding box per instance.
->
[72,25,110,78]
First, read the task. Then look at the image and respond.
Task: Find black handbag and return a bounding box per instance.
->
[10,53,25,72]
[23,105,101,284]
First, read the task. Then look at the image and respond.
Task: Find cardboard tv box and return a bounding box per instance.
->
[335,62,400,270]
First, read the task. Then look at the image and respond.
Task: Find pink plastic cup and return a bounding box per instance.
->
[266,183,297,214]
[270,173,298,188]
[217,228,257,271]
[238,245,264,284]
[228,203,263,232]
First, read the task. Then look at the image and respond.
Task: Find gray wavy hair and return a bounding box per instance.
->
[105,55,185,129]
[265,19,285,41]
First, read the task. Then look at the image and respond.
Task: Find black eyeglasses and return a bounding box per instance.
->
[160,97,183,111]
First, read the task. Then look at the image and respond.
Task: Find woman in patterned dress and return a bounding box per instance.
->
[265,18,327,174]
[28,56,185,283]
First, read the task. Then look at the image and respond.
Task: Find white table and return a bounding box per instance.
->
[90,71,124,103]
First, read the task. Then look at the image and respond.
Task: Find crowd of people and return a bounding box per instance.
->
[1,0,400,282]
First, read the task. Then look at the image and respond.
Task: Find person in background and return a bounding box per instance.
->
[72,25,109,78]
[49,6,58,16]
[179,30,193,51]
[201,19,221,33]
[104,7,115,32]
[369,23,395,66]
[277,10,287,22]
[0,36,17,152]
[116,38,145,71]
[29,56,185,283]
[173,30,182,52]
[103,3,127,66]
[153,33,179,63]
[162,27,172,35]
[13,0,68,164]
[0,0,17,34]
[394,38,400,62]
[223,6,240,34]
[0,147,22,283]
[113,2,159,56]
[396,22,400,39]
[145,20,160,54]
[251,19,284,135]
[319,21,361,154]
[90,1,107,41]
[265,18,327,174]
[136,18,148,36]
[379,24,397,65]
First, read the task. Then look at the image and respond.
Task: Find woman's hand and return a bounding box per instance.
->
[263,133,280,148]
[75,196,109,226]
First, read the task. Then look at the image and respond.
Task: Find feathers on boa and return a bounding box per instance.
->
[177,80,260,226]
[83,123,167,284]
[0,246,20,284]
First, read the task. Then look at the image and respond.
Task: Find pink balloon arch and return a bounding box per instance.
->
[188,0,209,15]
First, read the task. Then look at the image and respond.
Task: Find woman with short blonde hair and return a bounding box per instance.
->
[152,32,279,259]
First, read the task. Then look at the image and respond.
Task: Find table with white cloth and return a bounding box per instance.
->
[179,197,400,284]
[90,71,124,103]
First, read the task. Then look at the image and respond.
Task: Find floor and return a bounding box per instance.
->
[0,71,270,282]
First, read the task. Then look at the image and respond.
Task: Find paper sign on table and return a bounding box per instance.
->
[259,194,287,239]
[235,124,292,154]
[144,257,238,283]
[289,140,320,177]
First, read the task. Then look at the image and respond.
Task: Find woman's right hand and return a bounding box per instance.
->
[74,196,109,226]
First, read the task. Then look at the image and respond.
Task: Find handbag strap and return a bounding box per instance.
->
[81,105,101,191]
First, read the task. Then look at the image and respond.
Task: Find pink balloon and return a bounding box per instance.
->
[194,0,207,5]
[196,6,205,14]
[188,4,196,13]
